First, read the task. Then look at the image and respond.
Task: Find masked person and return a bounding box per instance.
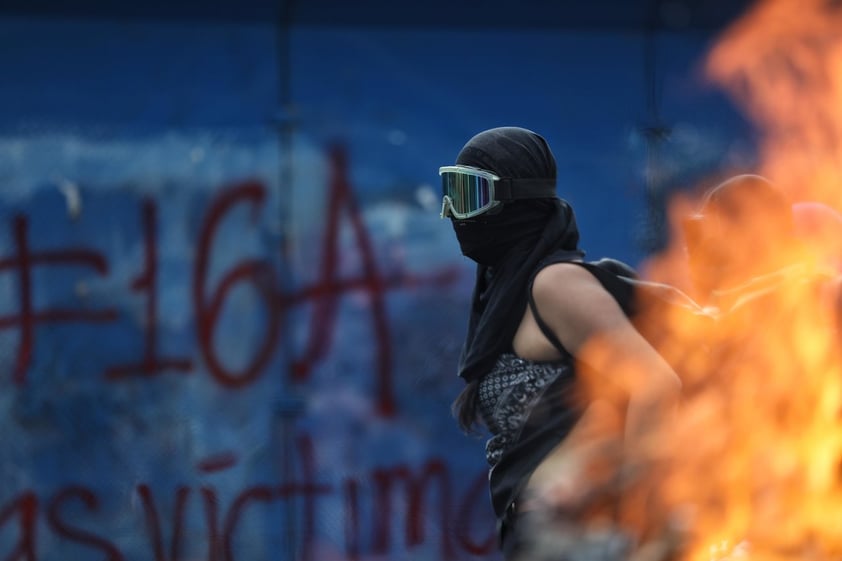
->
[682,174,802,314]
[680,173,842,396]
[440,126,682,560]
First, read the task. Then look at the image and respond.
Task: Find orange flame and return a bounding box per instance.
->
[574,1,842,560]
[706,0,842,211]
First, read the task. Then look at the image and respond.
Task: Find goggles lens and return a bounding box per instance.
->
[439,166,499,219]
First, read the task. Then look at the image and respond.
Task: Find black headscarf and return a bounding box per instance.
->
[451,127,582,384]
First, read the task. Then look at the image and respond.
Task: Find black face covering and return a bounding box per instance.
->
[453,220,510,266]
[449,127,583,383]
[452,203,550,266]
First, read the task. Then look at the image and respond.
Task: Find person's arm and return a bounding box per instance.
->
[532,262,681,451]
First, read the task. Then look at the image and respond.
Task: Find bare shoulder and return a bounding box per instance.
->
[531,262,629,354]
[533,261,596,284]
[532,262,606,303]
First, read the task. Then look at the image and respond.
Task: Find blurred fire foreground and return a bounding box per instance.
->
[528,1,842,560]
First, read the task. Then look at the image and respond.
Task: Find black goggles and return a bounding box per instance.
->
[439,165,557,219]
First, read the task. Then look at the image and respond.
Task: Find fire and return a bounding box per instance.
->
[706,0,842,211]
[575,1,842,560]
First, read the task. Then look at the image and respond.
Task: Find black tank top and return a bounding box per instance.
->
[482,257,637,520]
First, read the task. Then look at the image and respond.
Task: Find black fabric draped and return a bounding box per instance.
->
[455,200,582,382]
[449,126,583,383]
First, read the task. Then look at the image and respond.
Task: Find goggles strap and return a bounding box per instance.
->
[493,178,557,201]
[440,195,453,219]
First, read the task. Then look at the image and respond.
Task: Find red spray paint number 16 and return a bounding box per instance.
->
[1,146,458,417]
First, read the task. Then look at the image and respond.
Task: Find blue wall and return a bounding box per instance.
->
[0,15,752,561]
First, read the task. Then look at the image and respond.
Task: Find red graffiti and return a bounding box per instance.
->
[0,434,495,561]
[190,146,458,415]
[0,147,483,560]
[455,472,498,556]
[0,492,37,561]
[193,182,283,389]
[107,198,193,380]
[288,145,392,407]
[47,487,124,561]
[292,434,323,561]
[2,145,459,420]
[135,484,190,561]
[371,459,455,559]
[0,215,118,384]
[285,145,459,416]
[0,489,126,561]
[353,457,496,561]
[135,435,331,561]
[196,452,239,474]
